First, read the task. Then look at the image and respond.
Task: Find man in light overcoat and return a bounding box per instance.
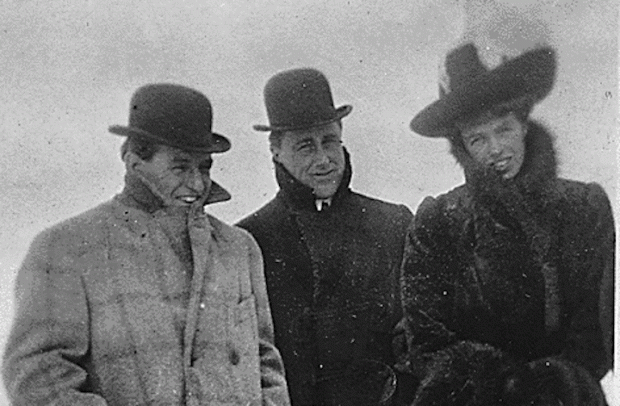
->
[3,84,290,406]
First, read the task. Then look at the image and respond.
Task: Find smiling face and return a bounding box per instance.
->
[132,144,213,207]
[459,111,527,180]
[272,121,345,199]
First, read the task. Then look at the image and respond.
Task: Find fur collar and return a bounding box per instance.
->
[450,121,562,335]
[274,147,353,211]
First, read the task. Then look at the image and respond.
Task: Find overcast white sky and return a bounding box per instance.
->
[0,0,617,403]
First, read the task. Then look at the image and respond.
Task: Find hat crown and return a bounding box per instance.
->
[129,84,212,141]
[255,68,352,131]
[110,83,231,153]
[439,43,489,97]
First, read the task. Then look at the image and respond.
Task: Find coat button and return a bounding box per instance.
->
[229,348,240,365]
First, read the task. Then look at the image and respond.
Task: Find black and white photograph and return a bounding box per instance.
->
[0,0,617,405]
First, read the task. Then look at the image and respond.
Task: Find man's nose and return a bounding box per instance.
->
[187,168,206,192]
[313,145,330,165]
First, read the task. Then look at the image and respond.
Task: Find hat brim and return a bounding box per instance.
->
[252,105,352,132]
[410,47,556,137]
[108,125,231,153]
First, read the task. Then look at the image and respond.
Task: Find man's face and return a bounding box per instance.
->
[272,121,345,199]
[459,111,527,180]
[134,144,213,206]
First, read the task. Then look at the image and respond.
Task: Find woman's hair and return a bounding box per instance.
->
[449,97,533,150]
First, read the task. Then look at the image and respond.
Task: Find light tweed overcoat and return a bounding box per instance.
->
[3,178,290,406]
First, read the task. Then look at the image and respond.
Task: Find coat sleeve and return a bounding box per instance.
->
[2,229,108,406]
[246,233,291,406]
[400,196,462,379]
[561,182,615,378]
[400,194,610,406]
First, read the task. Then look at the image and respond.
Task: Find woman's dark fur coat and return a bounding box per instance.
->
[401,122,615,405]
[238,150,415,406]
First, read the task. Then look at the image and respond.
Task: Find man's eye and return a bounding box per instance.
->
[297,144,314,153]
[323,139,340,148]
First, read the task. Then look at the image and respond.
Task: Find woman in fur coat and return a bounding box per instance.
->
[401,41,615,406]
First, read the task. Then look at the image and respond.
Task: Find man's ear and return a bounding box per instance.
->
[124,151,143,172]
[270,145,281,163]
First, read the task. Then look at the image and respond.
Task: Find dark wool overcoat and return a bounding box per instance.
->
[237,150,415,406]
[401,122,615,406]
[3,173,290,406]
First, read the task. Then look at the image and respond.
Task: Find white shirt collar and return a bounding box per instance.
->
[315,198,332,211]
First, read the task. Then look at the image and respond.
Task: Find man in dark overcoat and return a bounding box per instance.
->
[401,39,615,405]
[237,68,415,406]
[3,84,290,406]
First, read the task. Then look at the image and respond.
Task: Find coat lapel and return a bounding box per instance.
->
[183,210,213,372]
[109,205,185,404]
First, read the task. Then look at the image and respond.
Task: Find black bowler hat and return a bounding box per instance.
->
[253,68,352,132]
[109,83,231,153]
[410,42,556,137]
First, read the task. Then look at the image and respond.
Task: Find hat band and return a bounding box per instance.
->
[108,125,230,153]
[254,105,352,132]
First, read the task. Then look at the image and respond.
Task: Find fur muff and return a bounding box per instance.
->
[413,341,513,405]
[413,342,607,406]
[504,358,608,406]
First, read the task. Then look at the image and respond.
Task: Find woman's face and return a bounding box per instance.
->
[459,111,527,179]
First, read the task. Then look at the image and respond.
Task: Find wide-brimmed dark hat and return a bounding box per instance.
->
[410,42,556,137]
[109,83,231,153]
[253,68,352,132]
